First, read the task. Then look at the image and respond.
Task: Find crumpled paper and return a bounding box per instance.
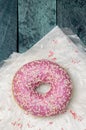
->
[0,26,86,130]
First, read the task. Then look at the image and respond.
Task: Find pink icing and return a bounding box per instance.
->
[12,59,72,117]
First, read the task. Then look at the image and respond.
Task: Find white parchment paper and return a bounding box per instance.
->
[0,26,86,130]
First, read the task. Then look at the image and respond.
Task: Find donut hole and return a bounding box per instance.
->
[36,83,51,94]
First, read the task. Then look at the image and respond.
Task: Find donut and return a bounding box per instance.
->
[12,59,72,117]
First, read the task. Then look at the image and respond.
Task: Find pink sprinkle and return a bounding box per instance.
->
[69,110,83,121]
[27,122,33,128]
[8,108,11,111]
[71,59,80,64]
[51,57,57,61]
[17,123,22,128]
[61,128,64,130]
[11,121,23,128]
[18,118,21,121]
[48,51,54,57]
[72,59,76,64]
[52,39,58,44]
[11,121,16,126]
[49,121,53,125]
[38,128,41,130]
[70,110,77,119]
[75,50,78,53]
[78,116,83,121]
[27,123,30,128]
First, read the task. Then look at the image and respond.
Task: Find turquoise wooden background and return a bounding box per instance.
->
[0,0,86,62]
[57,0,86,46]
[18,0,56,52]
[0,0,17,62]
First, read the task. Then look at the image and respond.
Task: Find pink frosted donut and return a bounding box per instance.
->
[12,59,72,117]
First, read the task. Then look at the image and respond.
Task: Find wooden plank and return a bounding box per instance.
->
[57,0,86,46]
[18,0,56,52]
[0,0,17,62]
